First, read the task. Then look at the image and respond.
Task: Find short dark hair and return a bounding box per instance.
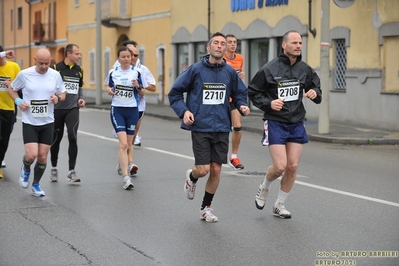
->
[0,45,3,52]
[122,40,138,47]
[208,32,226,46]
[225,34,237,40]
[64,43,79,57]
[282,30,300,43]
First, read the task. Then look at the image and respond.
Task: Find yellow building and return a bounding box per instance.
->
[67,0,171,105]
[1,0,398,130]
[0,0,30,68]
[0,0,68,67]
[169,0,399,130]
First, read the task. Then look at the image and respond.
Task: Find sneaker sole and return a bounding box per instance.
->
[273,209,292,219]
[67,178,81,183]
[273,213,291,219]
[227,161,244,170]
[123,184,134,190]
[201,218,219,223]
[255,200,265,210]
[19,180,29,189]
[129,166,138,176]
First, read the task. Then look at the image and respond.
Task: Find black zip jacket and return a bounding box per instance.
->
[248,53,322,123]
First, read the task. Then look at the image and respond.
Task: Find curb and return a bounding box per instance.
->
[85,104,399,145]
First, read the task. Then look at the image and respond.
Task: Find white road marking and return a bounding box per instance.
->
[78,130,399,208]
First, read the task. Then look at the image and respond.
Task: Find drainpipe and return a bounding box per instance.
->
[308,0,317,38]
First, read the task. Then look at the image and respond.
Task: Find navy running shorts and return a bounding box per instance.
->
[261,120,308,146]
[110,106,139,136]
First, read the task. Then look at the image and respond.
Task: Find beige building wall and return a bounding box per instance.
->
[29,0,69,65]
[68,0,171,104]
[1,0,30,68]
[169,0,399,130]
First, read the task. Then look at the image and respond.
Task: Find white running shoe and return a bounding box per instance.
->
[128,163,138,176]
[123,176,134,190]
[50,169,58,182]
[273,202,291,219]
[19,166,30,189]
[255,183,269,210]
[184,169,196,200]
[134,135,141,147]
[31,183,46,197]
[200,206,218,222]
[1,160,6,168]
[67,170,81,182]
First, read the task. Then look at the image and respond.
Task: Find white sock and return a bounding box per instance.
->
[231,154,237,159]
[262,178,272,190]
[275,189,289,206]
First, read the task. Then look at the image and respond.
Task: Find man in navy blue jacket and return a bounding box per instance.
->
[169,32,250,223]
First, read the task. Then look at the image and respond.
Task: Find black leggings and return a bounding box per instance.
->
[0,110,14,166]
[50,108,79,170]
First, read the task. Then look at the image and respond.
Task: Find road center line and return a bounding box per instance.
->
[79,130,399,208]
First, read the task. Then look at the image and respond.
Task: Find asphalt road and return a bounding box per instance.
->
[1,108,398,266]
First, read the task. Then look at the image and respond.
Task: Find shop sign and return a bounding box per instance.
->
[231,0,289,12]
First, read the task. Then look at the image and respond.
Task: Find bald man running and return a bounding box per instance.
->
[9,49,66,197]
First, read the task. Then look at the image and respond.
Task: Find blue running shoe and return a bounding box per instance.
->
[19,166,30,189]
[31,183,46,197]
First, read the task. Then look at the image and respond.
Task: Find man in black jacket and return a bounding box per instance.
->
[248,30,322,219]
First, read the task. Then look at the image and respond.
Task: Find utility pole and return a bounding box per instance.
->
[318,0,330,134]
[95,0,103,105]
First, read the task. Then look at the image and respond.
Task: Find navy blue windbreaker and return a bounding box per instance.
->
[168,55,248,132]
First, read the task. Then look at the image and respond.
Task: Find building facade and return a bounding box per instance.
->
[67,0,171,105]
[0,0,68,68]
[1,0,398,130]
[1,0,30,68]
[171,0,399,131]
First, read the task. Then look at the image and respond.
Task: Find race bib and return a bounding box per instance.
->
[115,85,134,102]
[277,79,300,102]
[0,76,10,91]
[63,76,79,94]
[202,83,226,105]
[30,100,49,117]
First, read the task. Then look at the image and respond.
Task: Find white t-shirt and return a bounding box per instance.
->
[135,64,156,112]
[105,66,147,107]
[11,66,65,126]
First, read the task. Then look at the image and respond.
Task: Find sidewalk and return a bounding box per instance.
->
[85,99,399,145]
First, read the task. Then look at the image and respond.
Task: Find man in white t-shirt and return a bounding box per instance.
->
[8,49,66,197]
[127,44,156,147]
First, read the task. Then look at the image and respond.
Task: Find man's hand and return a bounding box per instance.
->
[271,98,285,111]
[240,105,250,116]
[238,70,245,79]
[183,110,194,125]
[78,98,86,107]
[303,89,317,100]
[50,95,59,104]
[5,50,15,59]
